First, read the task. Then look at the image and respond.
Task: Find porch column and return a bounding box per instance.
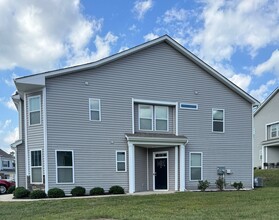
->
[128,142,135,193]
[179,144,185,191]
[175,146,178,191]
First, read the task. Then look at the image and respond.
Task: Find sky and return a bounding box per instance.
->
[0,0,279,153]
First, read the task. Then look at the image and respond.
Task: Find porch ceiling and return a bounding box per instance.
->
[262,138,279,147]
[125,133,188,147]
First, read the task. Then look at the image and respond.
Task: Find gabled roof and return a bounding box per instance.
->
[254,87,279,116]
[14,35,259,105]
[0,149,14,159]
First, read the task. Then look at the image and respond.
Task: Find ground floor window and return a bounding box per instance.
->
[31,150,42,183]
[116,151,126,172]
[56,150,74,183]
[190,152,203,181]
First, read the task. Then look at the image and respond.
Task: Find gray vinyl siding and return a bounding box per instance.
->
[135,147,147,192]
[44,42,253,192]
[26,92,44,176]
[17,144,26,187]
[254,91,279,167]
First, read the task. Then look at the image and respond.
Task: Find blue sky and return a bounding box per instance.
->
[0,0,279,153]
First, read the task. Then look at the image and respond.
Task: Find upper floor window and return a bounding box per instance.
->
[2,161,10,168]
[29,96,41,125]
[139,104,169,131]
[212,109,224,132]
[89,98,101,121]
[31,150,42,184]
[270,123,279,139]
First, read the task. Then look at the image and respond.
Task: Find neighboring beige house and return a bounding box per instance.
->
[254,88,279,169]
[0,149,15,180]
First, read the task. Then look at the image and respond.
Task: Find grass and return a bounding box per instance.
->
[1,188,279,220]
[254,168,279,187]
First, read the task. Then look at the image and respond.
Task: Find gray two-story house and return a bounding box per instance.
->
[254,88,279,169]
[11,35,258,193]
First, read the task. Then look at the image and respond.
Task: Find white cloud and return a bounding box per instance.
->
[163,8,187,24]
[118,46,129,53]
[66,32,118,66]
[133,0,153,20]
[144,33,159,42]
[0,0,102,72]
[0,97,17,111]
[192,0,279,63]
[4,127,19,145]
[3,73,18,87]
[129,24,139,32]
[250,79,277,102]
[254,49,279,77]
[229,74,251,92]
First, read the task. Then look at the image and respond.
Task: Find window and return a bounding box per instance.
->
[31,150,42,183]
[270,123,279,138]
[190,152,202,181]
[212,109,224,132]
[89,98,101,121]
[29,96,41,125]
[2,161,10,168]
[180,103,198,110]
[139,105,153,130]
[139,104,170,131]
[56,151,74,183]
[155,106,168,131]
[116,151,126,172]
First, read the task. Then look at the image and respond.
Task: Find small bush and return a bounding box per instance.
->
[30,190,47,199]
[7,185,15,194]
[109,185,125,194]
[215,177,225,191]
[90,187,105,196]
[198,180,210,192]
[232,181,243,190]
[48,188,65,198]
[71,186,86,196]
[13,187,30,198]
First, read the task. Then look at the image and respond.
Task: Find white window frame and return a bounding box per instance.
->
[30,149,43,184]
[89,98,101,121]
[189,152,203,181]
[55,150,75,184]
[28,95,41,126]
[212,109,225,133]
[155,106,169,131]
[139,104,154,131]
[116,150,127,172]
[270,123,279,139]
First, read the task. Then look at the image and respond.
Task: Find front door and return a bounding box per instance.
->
[154,152,168,190]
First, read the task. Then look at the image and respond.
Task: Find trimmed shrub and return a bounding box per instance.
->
[13,187,30,199]
[30,190,47,199]
[198,180,210,192]
[109,185,125,194]
[48,188,65,198]
[90,187,105,196]
[232,181,243,190]
[71,186,86,196]
[7,185,15,194]
[215,177,226,191]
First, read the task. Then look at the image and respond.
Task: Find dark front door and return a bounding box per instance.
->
[155,158,168,190]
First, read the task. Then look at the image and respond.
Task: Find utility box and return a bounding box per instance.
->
[217,166,226,175]
[254,177,263,187]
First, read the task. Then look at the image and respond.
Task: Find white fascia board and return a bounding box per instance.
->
[125,136,187,144]
[254,88,279,116]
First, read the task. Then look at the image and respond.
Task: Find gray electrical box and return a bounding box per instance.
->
[254,177,263,187]
[217,166,226,175]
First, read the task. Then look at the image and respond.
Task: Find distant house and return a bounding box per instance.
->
[11,35,258,193]
[0,149,15,180]
[254,88,279,169]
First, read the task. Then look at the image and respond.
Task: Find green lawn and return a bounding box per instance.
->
[1,187,279,220]
[254,169,279,187]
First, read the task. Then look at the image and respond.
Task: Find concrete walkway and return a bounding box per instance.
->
[0,191,175,202]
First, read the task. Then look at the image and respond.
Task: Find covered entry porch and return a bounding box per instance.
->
[262,138,279,169]
[125,133,188,193]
